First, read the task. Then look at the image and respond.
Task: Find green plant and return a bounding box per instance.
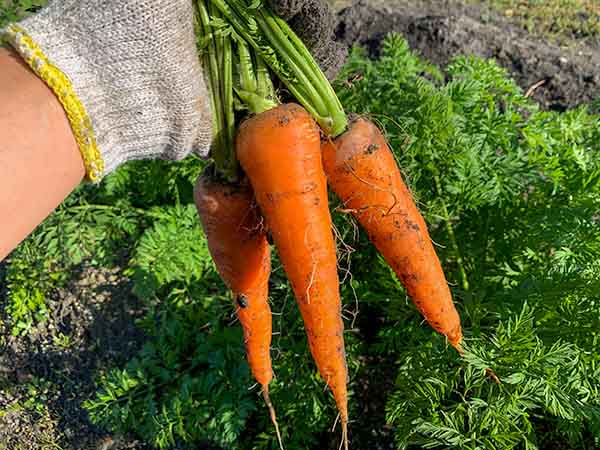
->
[1,157,202,335]
[84,298,257,449]
[0,0,45,20]
[0,376,63,450]
[0,0,46,42]
[335,34,600,449]
[1,24,599,450]
[387,305,600,450]
[477,0,600,42]
[84,36,600,449]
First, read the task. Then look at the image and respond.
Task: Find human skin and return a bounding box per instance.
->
[0,46,84,261]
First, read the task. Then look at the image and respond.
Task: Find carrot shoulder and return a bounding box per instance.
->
[322,118,463,350]
[237,103,349,436]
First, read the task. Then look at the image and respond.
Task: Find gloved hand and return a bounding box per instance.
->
[1,0,345,183]
[2,0,211,182]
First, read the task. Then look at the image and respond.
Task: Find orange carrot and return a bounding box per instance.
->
[322,118,463,351]
[236,103,349,447]
[194,173,283,446]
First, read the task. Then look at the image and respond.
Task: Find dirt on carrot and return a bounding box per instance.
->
[322,117,463,351]
[236,103,349,448]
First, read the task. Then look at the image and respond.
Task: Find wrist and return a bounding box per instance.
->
[0,46,83,174]
[0,47,85,260]
[2,0,213,181]
[3,24,104,181]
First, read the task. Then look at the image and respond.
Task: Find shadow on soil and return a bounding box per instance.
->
[0,265,152,450]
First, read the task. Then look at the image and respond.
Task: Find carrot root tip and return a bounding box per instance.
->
[262,387,285,450]
[452,340,464,356]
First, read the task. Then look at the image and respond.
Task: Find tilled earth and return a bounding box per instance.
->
[1,2,600,449]
[0,266,152,450]
[335,0,600,112]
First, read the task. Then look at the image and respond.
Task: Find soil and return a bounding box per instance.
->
[334,0,600,112]
[0,265,152,450]
[1,1,600,450]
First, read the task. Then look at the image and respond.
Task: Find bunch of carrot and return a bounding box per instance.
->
[193,1,464,448]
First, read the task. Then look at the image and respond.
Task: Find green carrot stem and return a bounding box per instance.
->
[433,174,470,291]
[274,16,345,121]
[256,55,277,107]
[221,24,236,168]
[238,42,258,95]
[254,11,328,113]
[208,0,347,136]
[235,40,278,114]
[197,0,239,181]
[251,11,329,124]
[258,11,345,130]
[196,2,221,150]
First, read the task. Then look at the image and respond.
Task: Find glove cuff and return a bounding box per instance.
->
[3,23,105,182]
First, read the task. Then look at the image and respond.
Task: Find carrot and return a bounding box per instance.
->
[322,118,463,351]
[194,173,284,447]
[195,174,272,384]
[237,103,349,449]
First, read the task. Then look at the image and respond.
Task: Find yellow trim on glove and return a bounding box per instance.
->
[4,24,104,182]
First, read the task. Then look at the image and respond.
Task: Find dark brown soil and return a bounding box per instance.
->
[335,0,600,112]
[0,265,152,450]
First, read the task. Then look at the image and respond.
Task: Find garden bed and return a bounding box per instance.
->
[1,2,599,450]
[335,0,600,111]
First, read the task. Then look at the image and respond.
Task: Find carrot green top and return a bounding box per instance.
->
[197,0,239,181]
[235,39,278,116]
[208,0,348,137]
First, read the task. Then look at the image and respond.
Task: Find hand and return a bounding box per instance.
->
[1,0,345,183]
[2,0,212,182]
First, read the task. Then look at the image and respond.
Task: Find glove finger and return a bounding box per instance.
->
[267,0,347,81]
[267,0,305,20]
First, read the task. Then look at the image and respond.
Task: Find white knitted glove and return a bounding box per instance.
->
[2,0,212,182]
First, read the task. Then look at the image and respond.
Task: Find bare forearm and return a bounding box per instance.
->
[0,47,84,261]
